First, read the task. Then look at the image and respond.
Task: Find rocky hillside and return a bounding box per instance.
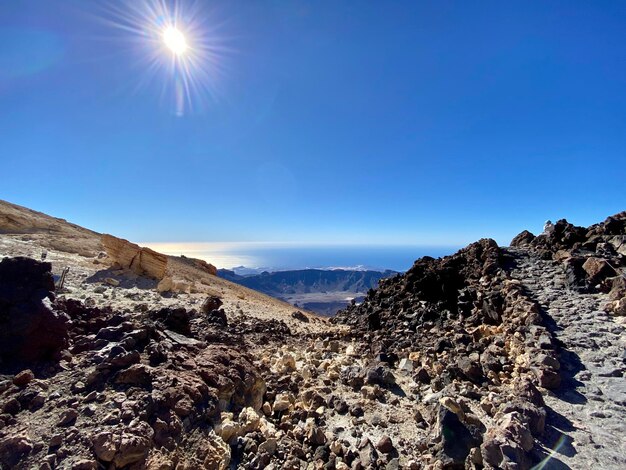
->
[218,269,396,295]
[333,212,626,469]
[0,202,624,469]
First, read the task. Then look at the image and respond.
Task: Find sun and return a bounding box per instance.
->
[163,26,187,55]
[98,0,226,115]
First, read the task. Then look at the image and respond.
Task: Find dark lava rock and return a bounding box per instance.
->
[291,311,309,322]
[206,308,228,327]
[414,367,431,384]
[510,230,535,247]
[457,357,484,384]
[376,435,395,454]
[149,307,192,335]
[365,362,395,386]
[435,406,481,468]
[333,238,502,338]
[0,257,68,364]
[532,367,561,390]
[201,295,223,313]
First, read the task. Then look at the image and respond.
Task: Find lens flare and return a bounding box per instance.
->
[92,0,229,115]
[163,26,187,55]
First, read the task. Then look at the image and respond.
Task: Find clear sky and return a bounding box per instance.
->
[1,0,625,247]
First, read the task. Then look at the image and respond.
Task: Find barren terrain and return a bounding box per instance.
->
[0,200,624,470]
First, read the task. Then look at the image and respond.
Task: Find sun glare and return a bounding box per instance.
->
[163,26,187,55]
[97,0,227,115]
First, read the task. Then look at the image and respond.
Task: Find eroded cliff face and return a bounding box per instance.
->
[101,235,168,280]
[100,234,220,295]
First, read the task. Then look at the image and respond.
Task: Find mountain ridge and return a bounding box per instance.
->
[218,267,397,315]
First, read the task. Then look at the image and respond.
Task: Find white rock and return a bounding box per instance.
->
[273,393,292,412]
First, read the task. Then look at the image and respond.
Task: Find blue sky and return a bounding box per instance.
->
[1,0,624,247]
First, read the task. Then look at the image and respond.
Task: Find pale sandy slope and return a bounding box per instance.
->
[0,199,331,334]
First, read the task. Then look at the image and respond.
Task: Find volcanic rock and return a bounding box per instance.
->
[0,257,68,364]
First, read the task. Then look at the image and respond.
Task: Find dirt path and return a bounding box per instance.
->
[506,247,626,469]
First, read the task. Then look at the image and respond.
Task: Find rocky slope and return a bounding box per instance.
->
[0,202,624,469]
[333,212,626,469]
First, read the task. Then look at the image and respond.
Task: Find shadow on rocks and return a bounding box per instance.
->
[85,268,158,290]
[530,449,572,470]
[531,384,579,468]
[539,308,587,405]
[532,420,577,470]
[387,383,407,398]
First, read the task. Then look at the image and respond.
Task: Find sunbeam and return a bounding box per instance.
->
[93,0,229,115]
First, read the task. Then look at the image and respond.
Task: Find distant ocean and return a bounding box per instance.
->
[143,242,460,273]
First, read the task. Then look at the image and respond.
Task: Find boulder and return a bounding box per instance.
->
[510,230,535,247]
[149,307,192,335]
[207,309,228,327]
[0,434,33,467]
[365,362,396,386]
[0,257,68,363]
[608,276,626,301]
[481,413,533,469]
[202,296,223,313]
[434,405,481,468]
[291,310,309,322]
[376,435,395,454]
[93,422,154,468]
[13,370,35,387]
[582,257,617,285]
[357,437,378,467]
[532,367,561,390]
[102,234,167,279]
[114,364,152,387]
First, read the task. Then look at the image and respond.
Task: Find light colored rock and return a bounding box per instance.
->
[216,418,240,444]
[607,298,626,316]
[102,234,167,280]
[156,277,173,293]
[202,434,230,470]
[273,392,292,412]
[258,438,277,456]
[398,358,414,373]
[408,351,421,361]
[439,397,464,420]
[273,353,296,374]
[239,407,261,434]
[92,432,118,462]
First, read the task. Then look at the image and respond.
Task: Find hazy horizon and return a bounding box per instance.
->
[141,241,461,272]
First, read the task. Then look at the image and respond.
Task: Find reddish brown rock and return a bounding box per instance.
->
[13,370,35,387]
[582,257,616,284]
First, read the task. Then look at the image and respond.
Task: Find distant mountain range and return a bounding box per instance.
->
[217,268,397,316]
